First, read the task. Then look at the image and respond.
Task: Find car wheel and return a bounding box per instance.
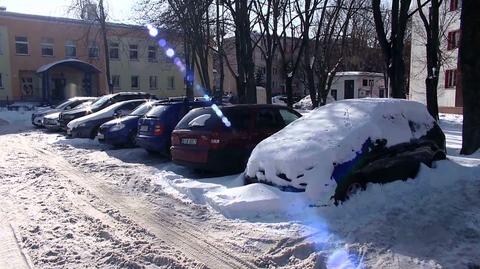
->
[90,127,99,139]
[129,131,138,147]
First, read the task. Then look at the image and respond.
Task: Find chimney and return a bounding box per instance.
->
[0,6,7,12]
[81,4,97,21]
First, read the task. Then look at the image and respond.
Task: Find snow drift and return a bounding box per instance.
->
[245,98,438,204]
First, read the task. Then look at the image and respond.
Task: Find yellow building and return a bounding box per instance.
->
[0,25,12,101]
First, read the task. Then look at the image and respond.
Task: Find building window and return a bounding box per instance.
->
[40,37,54,57]
[379,89,385,98]
[447,30,460,50]
[331,89,337,100]
[167,76,175,90]
[0,32,3,55]
[148,46,157,62]
[131,76,139,89]
[149,76,157,89]
[112,75,120,89]
[15,36,29,55]
[109,42,119,59]
[445,69,457,88]
[65,40,77,58]
[129,44,138,60]
[88,41,99,58]
[362,79,374,87]
[0,73,3,89]
[450,0,460,11]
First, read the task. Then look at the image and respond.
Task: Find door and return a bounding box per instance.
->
[344,80,354,99]
[52,78,66,101]
[21,76,34,98]
[252,108,284,144]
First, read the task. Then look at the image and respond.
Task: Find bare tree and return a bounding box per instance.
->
[222,0,257,104]
[372,0,411,98]
[70,0,113,93]
[137,0,214,99]
[459,0,480,155]
[252,0,286,104]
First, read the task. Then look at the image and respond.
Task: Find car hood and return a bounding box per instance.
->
[101,115,139,128]
[245,98,437,203]
[67,107,115,129]
[34,108,60,117]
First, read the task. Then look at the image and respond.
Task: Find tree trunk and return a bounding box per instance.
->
[285,76,293,108]
[265,58,273,104]
[98,0,112,94]
[460,0,480,155]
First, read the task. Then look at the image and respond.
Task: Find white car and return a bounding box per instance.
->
[31,97,96,127]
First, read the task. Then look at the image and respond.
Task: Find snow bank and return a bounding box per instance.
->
[293,95,335,110]
[246,98,436,203]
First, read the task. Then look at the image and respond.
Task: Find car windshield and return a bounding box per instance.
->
[54,100,73,110]
[130,101,157,116]
[90,95,112,110]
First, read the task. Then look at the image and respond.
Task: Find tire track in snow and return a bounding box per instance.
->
[15,135,257,269]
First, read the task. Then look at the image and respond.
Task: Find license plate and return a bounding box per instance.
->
[97,133,104,140]
[140,125,149,132]
[181,138,197,145]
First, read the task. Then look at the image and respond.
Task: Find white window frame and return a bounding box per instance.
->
[40,37,54,57]
[131,76,139,89]
[88,41,99,58]
[149,75,157,89]
[109,42,119,60]
[112,75,120,89]
[167,76,175,90]
[65,40,77,58]
[15,36,29,55]
[129,44,138,60]
[148,46,157,62]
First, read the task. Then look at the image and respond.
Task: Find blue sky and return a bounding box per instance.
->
[0,0,137,23]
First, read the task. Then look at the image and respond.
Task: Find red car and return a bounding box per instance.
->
[171,104,302,173]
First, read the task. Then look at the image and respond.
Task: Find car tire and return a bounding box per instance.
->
[90,126,99,139]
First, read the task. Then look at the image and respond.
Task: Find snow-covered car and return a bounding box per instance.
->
[67,99,146,139]
[31,97,96,127]
[245,98,446,204]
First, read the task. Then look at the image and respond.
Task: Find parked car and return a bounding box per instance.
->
[59,92,155,130]
[31,97,96,127]
[97,100,164,147]
[67,99,146,139]
[136,100,214,155]
[170,104,302,173]
[43,100,95,131]
[244,98,446,204]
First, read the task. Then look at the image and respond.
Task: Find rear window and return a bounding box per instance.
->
[145,105,170,118]
[176,107,251,131]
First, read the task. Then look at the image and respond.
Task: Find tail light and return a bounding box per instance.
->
[153,124,164,136]
[171,133,180,145]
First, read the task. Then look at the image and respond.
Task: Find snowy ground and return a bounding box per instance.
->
[0,110,479,268]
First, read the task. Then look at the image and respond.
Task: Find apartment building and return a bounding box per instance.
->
[0,9,188,103]
[409,0,462,112]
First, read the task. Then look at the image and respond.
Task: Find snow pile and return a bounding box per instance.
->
[245,98,436,203]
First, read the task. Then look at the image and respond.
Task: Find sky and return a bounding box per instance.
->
[0,0,138,23]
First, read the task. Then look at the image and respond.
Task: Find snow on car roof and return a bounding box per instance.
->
[245,98,436,203]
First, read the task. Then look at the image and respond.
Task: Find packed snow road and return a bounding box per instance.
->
[0,111,479,269]
[0,130,306,268]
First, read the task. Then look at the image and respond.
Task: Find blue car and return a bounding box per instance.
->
[97,100,163,146]
[136,100,213,155]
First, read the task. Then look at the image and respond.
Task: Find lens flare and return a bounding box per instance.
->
[166,48,175,58]
[149,27,159,37]
[158,39,167,47]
